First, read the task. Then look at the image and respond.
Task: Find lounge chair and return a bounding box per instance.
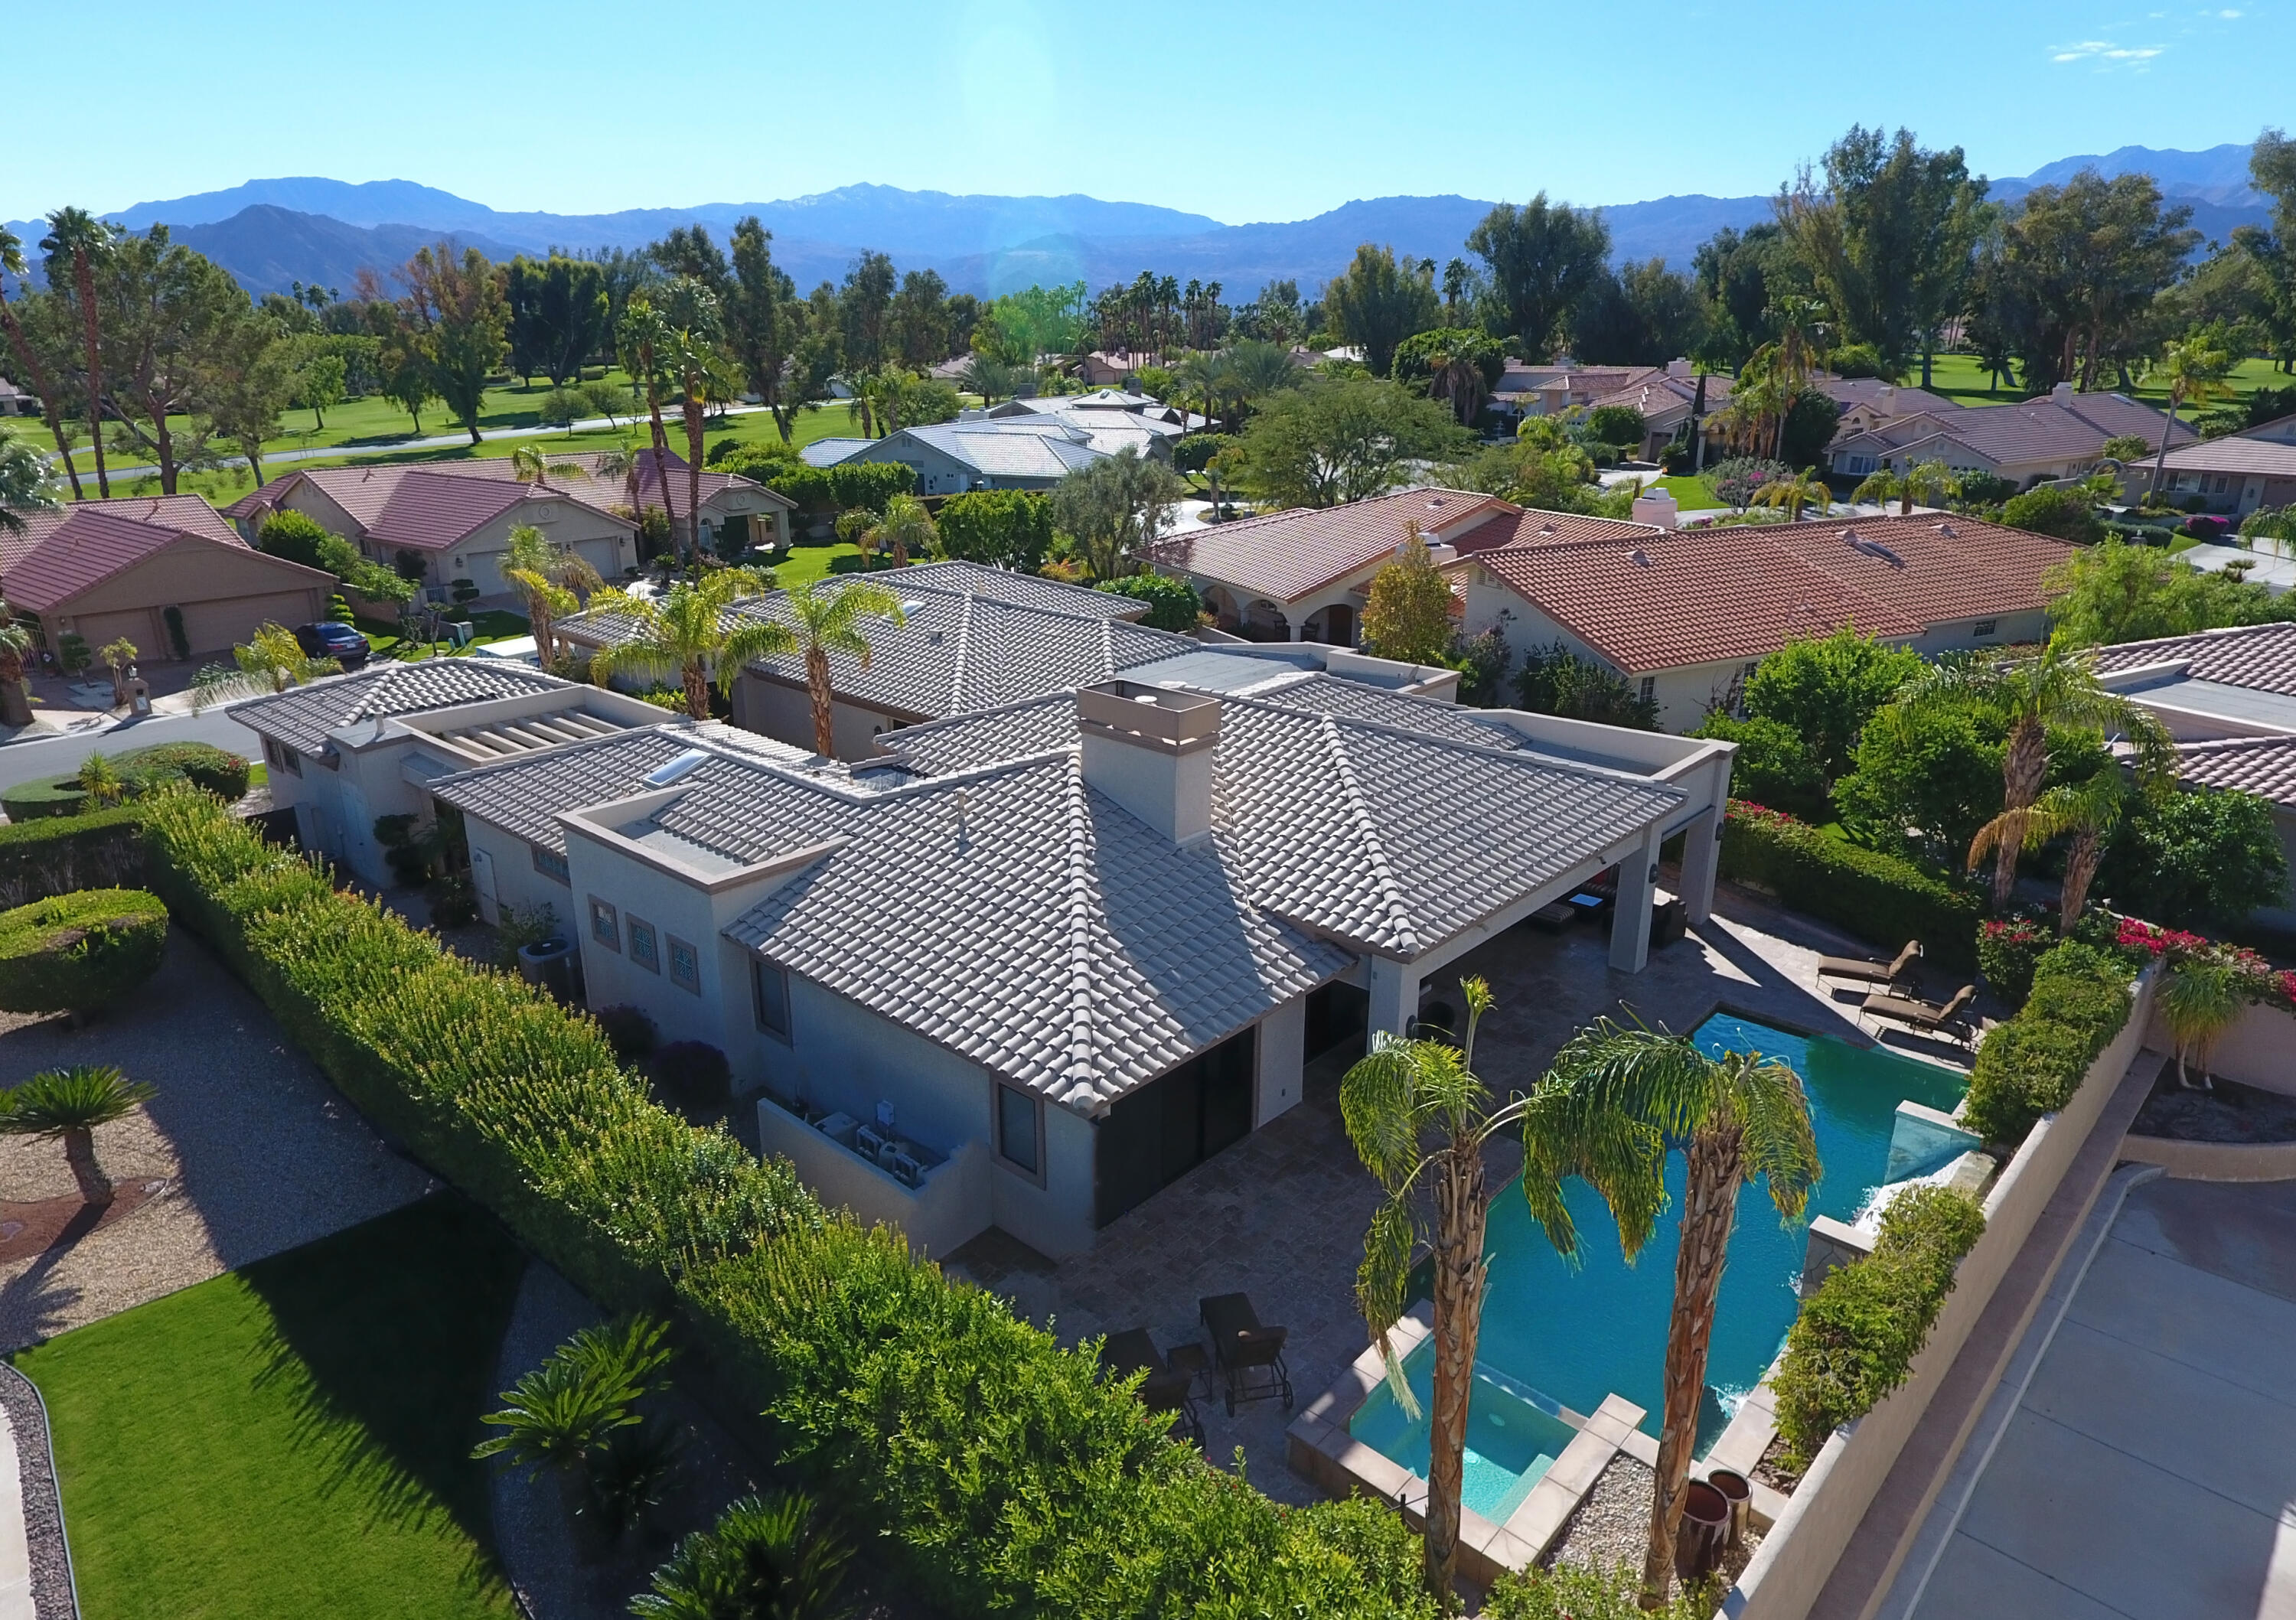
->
[1103,1328,1204,1442]
[1817,940,1922,990]
[1200,1292,1293,1416]
[1862,983,1978,1045]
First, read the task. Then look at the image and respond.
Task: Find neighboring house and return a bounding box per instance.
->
[1489,363,1669,427]
[799,415,1169,494]
[1586,367,1737,461]
[1827,385,2191,485]
[985,388,1206,433]
[533,447,795,553]
[426,670,1733,1258]
[227,658,672,890]
[1143,486,1550,645]
[0,376,39,417]
[1078,350,1162,386]
[0,494,332,661]
[1461,511,2073,731]
[2135,430,2296,517]
[1815,378,1962,443]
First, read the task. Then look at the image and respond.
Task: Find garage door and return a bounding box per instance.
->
[461,550,509,595]
[572,537,622,580]
[64,610,158,660]
[178,592,321,657]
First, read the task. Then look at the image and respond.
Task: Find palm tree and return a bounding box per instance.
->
[510,443,588,490]
[189,623,340,710]
[2144,332,2236,504]
[658,276,726,565]
[1852,468,1906,513]
[1751,465,1832,522]
[1341,976,1520,1603]
[0,601,37,727]
[502,523,602,667]
[1900,458,1962,514]
[618,295,681,556]
[0,226,83,499]
[2156,959,2245,1091]
[1900,638,2176,911]
[865,494,935,568]
[39,207,113,499]
[585,567,794,721]
[631,1491,856,1620]
[1218,338,1303,428]
[1967,768,2139,934]
[782,579,908,757]
[0,1064,155,1207]
[0,427,60,536]
[1521,1016,1818,1611]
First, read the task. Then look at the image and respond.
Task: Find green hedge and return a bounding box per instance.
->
[1717,801,1985,970]
[0,886,169,1014]
[1,743,249,821]
[1961,942,2135,1143]
[135,789,1431,1619]
[0,807,149,910]
[1771,1185,1988,1468]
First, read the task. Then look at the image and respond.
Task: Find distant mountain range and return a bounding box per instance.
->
[0,145,2272,303]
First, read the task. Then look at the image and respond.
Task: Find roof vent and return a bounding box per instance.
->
[641,749,710,788]
[1934,522,1956,536]
[1629,549,1652,566]
[900,599,925,614]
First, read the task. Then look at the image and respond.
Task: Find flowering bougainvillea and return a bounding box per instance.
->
[2112,916,2296,1013]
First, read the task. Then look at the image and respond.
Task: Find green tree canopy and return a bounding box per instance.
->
[1322,245,1440,377]
[403,242,509,445]
[1738,627,1923,784]
[2047,536,2294,647]
[2000,485,2105,545]
[1359,525,1455,664]
[1465,197,1611,360]
[1050,448,1184,580]
[2101,787,2290,930]
[1232,379,1468,508]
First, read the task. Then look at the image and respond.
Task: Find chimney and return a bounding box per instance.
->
[1878,384,1896,412]
[1631,486,1680,529]
[2051,382,2075,407]
[1667,357,1692,380]
[1077,681,1221,847]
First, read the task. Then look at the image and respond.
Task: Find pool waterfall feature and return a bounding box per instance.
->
[1344,1011,1968,1506]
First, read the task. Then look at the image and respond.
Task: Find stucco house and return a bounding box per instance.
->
[1826,385,2190,486]
[1,494,332,660]
[799,415,1169,494]
[1460,511,2073,731]
[2132,418,2296,517]
[425,669,1733,1258]
[1143,487,1545,645]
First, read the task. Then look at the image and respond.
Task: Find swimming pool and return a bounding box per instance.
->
[1355,1010,1965,1483]
[1348,1338,1581,1521]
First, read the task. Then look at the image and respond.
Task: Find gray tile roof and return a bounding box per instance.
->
[2093,622,2296,696]
[879,687,1684,958]
[886,562,1148,619]
[228,659,572,757]
[2171,735,2296,807]
[426,723,797,852]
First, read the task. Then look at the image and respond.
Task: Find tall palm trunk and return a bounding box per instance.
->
[63,1124,114,1207]
[1642,1120,1743,1610]
[1992,719,2048,910]
[640,342,676,564]
[74,250,109,497]
[2059,826,2104,934]
[682,388,706,562]
[0,292,84,498]
[681,656,710,722]
[1424,1132,1489,1602]
[2147,382,2186,506]
[806,644,836,756]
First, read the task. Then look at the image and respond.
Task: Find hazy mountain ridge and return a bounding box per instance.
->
[0,145,2269,302]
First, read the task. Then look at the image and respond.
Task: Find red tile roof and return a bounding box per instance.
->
[1469,512,2073,673]
[5,493,244,572]
[0,506,322,612]
[1143,487,1525,602]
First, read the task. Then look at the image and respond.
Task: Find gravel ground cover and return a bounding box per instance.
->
[1544,1453,1762,1590]
[0,1360,75,1619]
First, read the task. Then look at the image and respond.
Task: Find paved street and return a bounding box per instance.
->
[0,709,263,789]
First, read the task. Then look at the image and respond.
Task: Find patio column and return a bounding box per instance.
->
[1366,955,1420,1038]
[1678,806,1722,925]
[1608,824,1665,973]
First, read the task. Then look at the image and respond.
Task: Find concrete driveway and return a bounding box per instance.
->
[1911,1175,2296,1620]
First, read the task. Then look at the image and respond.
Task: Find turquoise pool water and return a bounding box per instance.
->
[1349,1338,1580,1521]
[1354,1011,1966,1491]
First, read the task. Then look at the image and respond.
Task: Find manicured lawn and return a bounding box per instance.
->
[1915,351,2295,409]
[1646,472,1728,510]
[363,607,531,660]
[11,1193,528,1620]
[771,540,866,588]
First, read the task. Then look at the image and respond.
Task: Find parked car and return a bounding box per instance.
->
[295,621,370,666]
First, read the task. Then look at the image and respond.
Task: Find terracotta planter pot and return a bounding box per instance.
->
[1675,1478,1730,1583]
[1707,1466,1752,1548]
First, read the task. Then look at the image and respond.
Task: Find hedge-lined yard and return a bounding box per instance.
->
[1718,801,1985,970]
[1961,942,2137,1143]
[132,788,1434,1618]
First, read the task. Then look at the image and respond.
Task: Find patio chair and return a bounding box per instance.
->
[1138,1367,1204,1444]
[1862,983,1978,1045]
[1200,1292,1293,1416]
[1816,940,1922,990]
[1102,1328,1204,1442]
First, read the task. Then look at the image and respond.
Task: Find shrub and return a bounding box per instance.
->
[1770,1185,1986,1467]
[116,742,250,801]
[1585,403,1646,447]
[651,1040,732,1116]
[1515,641,1658,729]
[1487,1559,1720,1618]
[1959,940,2133,1143]
[935,490,1055,572]
[1717,802,1984,970]
[1094,572,1201,631]
[1975,917,2050,1008]
[0,774,93,822]
[1999,485,2104,545]
[1171,432,1236,474]
[1691,713,1825,820]
[134,787,1435,1620]
[595,1003,660,1061]
[0,887,169,1015]
[0,807,149,909]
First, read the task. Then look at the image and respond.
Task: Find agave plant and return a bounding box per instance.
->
[0,1064,155,1206]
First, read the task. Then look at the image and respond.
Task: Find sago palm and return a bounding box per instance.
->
[781,579,908,757]
[865,494,936,568]
[502,523,602,667]
[1521,1015,1818,1612]
[586,567,794,720]
[40,207,113,497]
[631,1490,856,1620]
[1900,637,2175,911]
[190,623,341,710]
[1,1064,155,1207]
[2157,960,2245,1091]
[473,1313,674,1477]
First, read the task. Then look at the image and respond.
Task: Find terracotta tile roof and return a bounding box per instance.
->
[6,493,243,557]
[2154,437,2296,477]
[1471,512,2072,673]
[0,505,321,613]
[1142,487,1521,603]
[2170,735,2296,807]
[2092,622,2296,696]
[1844,393,2193,468]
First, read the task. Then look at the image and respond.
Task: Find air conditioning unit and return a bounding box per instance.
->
[885,1150,924,1188]
[855,1125,888,1162]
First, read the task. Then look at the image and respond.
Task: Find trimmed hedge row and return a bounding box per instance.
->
[0,807,148,909]
[1961,941,2135,1144]
[1770,1185,1988,1468]
[135,789,1432,1620]
[1717,801,1985,970]
[0,742,249,822]
[0,887,169,1014]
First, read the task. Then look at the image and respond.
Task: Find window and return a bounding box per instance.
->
[667,934,700,993]
[588,896,619,951]
[1973,619,1998,637]
[997,1084,1041,1177]
[268,739,302,777]
[1638,676,1657,704]
[627,916,660,973]
[752,959,791,1041]
[531,845,570,885]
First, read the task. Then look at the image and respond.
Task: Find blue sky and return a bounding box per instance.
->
[7,0,2288,223]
